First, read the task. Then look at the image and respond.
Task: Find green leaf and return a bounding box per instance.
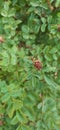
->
[11,54,17,65]
[44,75,59,89]
[16,111,27,123]
[16,126,21,130]
[21,125,31,130]
[22,107,35,121]
[1,10,8,17]
[11,115,18,125]
[41,17,46,23]
[8,8,15,17]
[0,50,9,66]
[7,105,15,118]
[30,1,40,7]
[55,0,60,7]
[13,99,23,110]
[22,25,29,33]
[1,93,10,102]
[41,24,46,32]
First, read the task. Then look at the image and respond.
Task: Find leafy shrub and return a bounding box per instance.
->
[0,0,60,130]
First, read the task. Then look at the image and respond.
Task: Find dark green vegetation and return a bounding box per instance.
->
[0,0,60,130]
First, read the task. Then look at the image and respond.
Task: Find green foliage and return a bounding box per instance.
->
[0,0,60,130]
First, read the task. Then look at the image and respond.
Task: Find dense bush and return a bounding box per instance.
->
[0,0,60,130]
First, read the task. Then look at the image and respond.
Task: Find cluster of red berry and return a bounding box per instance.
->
[34,60,42,70]
[32,58,42,70]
